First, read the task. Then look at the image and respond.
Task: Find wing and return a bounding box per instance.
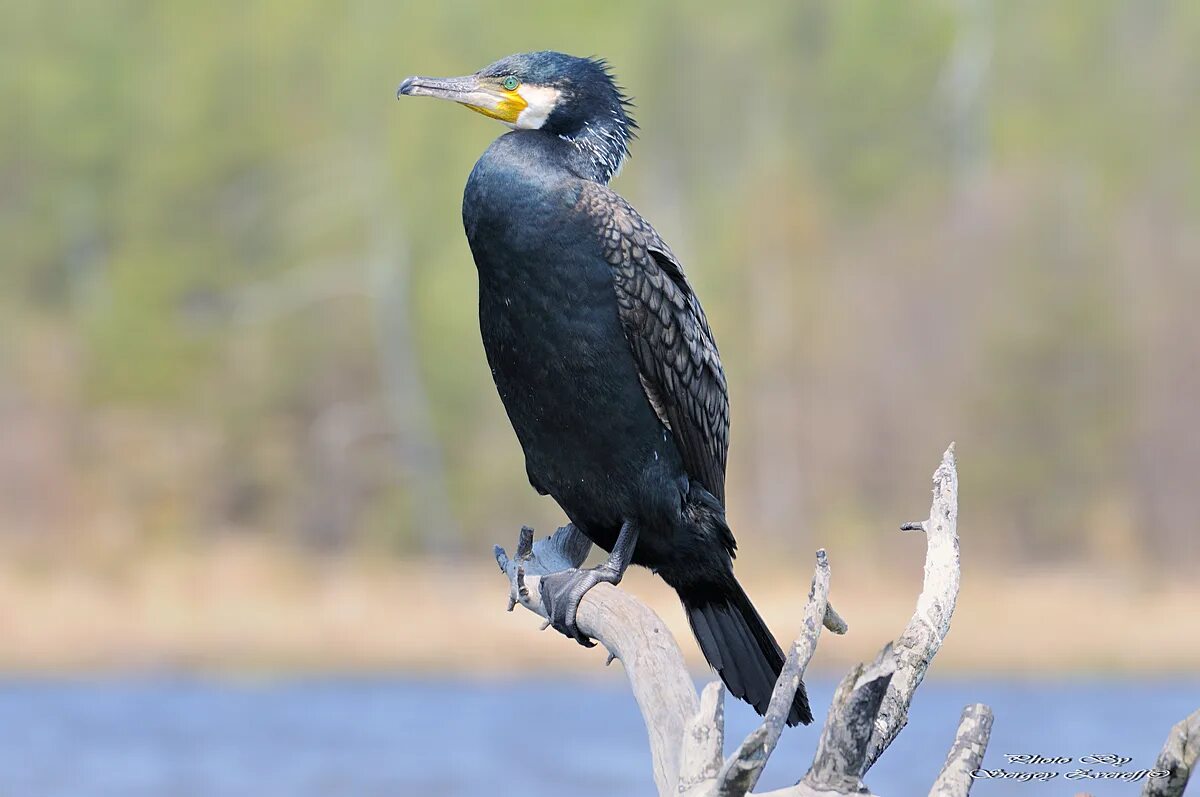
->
[576,182,730,504]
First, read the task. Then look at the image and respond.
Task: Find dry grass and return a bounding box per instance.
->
[1,540,1196,676]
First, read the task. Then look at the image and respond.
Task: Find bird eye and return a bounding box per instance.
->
[503,77,520,91]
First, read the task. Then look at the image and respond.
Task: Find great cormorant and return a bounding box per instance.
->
[398,51,812,726]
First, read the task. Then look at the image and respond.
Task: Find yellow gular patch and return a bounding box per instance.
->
[462,89,527,124]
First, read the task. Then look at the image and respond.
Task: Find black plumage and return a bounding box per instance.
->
[578,183,730,504]
[399,51,811,726]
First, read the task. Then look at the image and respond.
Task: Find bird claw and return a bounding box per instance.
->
[542,568,597,643]
[501,520,633,648]
[516,525,535,559]
[495,524,595,616]
[539,565,621,647]
[497,523,620,647]
[496,543,533,613]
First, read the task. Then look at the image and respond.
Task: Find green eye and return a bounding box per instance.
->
[503,76,520,91]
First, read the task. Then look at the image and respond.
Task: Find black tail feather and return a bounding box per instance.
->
[679,578,813,726]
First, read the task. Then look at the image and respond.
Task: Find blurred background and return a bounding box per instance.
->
[1,1,1197,795]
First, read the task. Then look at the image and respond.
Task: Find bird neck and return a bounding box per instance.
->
[556,118,631,185]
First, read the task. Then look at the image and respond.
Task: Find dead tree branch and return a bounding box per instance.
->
[929,703,994,797]
[863,442,961,771]
[495,526,698,796]
[1143,708,1200,797]
[715,550,834,795]
[495,444,987,796]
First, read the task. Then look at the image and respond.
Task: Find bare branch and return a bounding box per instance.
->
[827,662,865,725]
[1142,708,1200,797]
[803,646,897,793]
[678,682,728,795]
[496,526,699,796]
[757,785,876,797]
[761,445,967,797]
[494,445,972,797]
[753,652,897,797]
[715,725,771,797]
[862,443,961,772]
[929,703,994,797]
[717,550,833,795]
[823,603,849,635]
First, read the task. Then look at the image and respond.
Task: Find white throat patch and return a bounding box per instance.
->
[514,85,562,130]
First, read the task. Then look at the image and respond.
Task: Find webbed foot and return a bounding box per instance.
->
[539,564,622,646]
[495,523,593,613]
[539,519,640,647]
[494,520,639,648]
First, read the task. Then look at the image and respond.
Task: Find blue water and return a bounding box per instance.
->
[0,676,1195,796]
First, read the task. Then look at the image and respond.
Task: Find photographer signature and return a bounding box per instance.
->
[970,753,1169,783]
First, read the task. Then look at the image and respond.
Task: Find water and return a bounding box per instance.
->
[0,676,1195,796]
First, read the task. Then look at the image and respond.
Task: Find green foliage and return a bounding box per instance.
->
[1,1,1196,565]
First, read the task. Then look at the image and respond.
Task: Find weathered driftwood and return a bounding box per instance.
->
[713,550,836,797]
[1142,708,1200,797]
[929,703,994,797]
[496,445,987,796]
[794,649,897,796]
[863,443,961,771]
[495,525,698,796]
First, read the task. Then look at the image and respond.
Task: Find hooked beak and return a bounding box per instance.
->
[396,74,527,124]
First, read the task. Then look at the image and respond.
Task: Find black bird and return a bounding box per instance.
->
[398,51,812,726]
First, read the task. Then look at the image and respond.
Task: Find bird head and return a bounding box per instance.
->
[397,51,636,141]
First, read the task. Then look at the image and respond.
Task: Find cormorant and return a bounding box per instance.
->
[398,51,812,726]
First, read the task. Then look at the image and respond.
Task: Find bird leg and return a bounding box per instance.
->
[539,520,639,647]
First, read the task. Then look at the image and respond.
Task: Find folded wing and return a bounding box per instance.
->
[576,183,730,504]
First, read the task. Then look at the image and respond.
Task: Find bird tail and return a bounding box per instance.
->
[677,576,813,726]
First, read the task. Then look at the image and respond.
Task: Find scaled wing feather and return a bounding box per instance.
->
[575,183,730,504]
